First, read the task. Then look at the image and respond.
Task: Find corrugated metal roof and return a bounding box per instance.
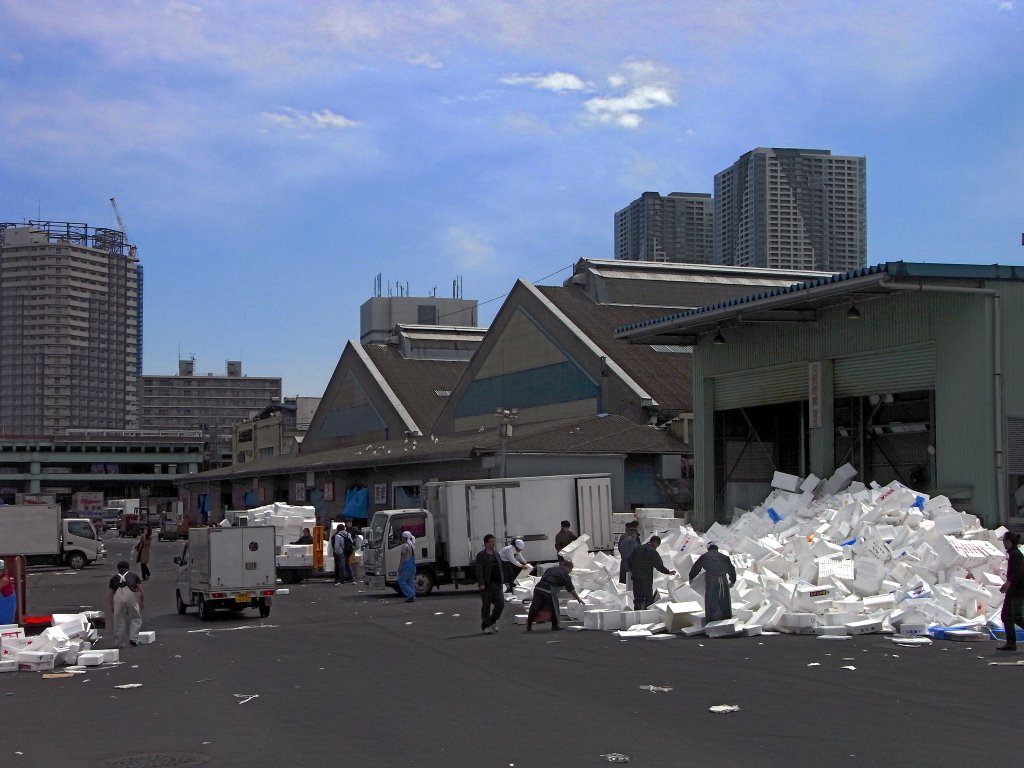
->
[613,261,1024,338]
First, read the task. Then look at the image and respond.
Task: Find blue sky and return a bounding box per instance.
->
[1,1,1021,398]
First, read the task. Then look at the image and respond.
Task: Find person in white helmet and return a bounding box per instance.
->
[498,538,530,594]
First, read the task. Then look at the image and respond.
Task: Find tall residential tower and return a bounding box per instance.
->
[0,221,142,434]
[714,148,866,271]
[614,192,714,264]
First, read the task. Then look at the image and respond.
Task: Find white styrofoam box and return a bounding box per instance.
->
[597,611,623,631]
[1,637,39,659]
[781,612,817,629]
[749,604,785,631]
[0,659,16,673]
[899,623,928,637]
[800,474,821,494]
[863,594,896,611]
[136,631,156,645]
[614,630,653,638]
[583,611,604,630]
[742,624,763,637]
[566,601,587,621]
[16,649,56,663]
[705,619,741,638]
[18,657,55,672]
[771,472,802,493]
[845,618,884,635]
[513,614,528,625]
[78,651,104,666]
[816,625,848,636]
[99,648,119,663]
[680,624,706,636]
[0,625,24,642]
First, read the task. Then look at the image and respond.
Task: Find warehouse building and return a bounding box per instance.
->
[616,261,1024,529]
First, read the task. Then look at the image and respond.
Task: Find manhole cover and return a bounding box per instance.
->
[97,754,210,768]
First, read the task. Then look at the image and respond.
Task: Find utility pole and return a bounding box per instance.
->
[495,408,518,478]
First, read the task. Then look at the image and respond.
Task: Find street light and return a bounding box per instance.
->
[495,407,518,478]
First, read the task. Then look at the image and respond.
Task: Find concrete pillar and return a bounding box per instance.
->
[694,377,716,530]
[809,360,835,479]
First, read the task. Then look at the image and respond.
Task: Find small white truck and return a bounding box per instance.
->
[0,504,105,569]
[174,526,277,620]
[362,473,614,597]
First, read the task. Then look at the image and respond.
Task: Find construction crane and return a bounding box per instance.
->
[109,197,138,259]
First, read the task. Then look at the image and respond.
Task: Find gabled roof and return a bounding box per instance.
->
[360,344,465,433]
[177,413,687,483]
[537,285,693,413]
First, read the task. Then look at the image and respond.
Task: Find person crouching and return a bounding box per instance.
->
[526,559,584,632]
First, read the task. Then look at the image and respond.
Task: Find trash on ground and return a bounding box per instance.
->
[600,753,630,763]
[234,693,259,704]
[639,684,673,692]
[708,705,740,713]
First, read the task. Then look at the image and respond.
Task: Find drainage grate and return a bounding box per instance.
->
[97,754,211,768]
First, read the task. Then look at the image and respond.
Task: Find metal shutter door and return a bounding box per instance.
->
[833,344,935,398]
[713,363,808,411]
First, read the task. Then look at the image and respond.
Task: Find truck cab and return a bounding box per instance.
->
[363,509,437,596]
[62,519,106,570]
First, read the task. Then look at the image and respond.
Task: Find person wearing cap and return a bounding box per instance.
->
[498,538,530,594]
[617,520,641,586]
[627,535,677,610]
[997,531,1024,651]
[526,558,584,631]
[688,543,737,622]
[396,530,417,602]
[108,560,145,648]
[0,559,16,625]
[475,534,505,633]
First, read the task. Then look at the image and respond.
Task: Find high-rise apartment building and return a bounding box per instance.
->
[141,359,282,467]
[614,192,714,264]
[0,221,142,434]
[714,148,866,271]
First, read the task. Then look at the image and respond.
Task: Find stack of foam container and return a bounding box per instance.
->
[0,612,114,672]
[247,503,318,561]
[556,464,1014,641]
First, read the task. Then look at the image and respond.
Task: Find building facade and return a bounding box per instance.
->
[141,359,281,467]
[614,192,714,264]
[360,295,478,344]
[232,396,321,464]
[0,221,142,433]
[714,148,866,272]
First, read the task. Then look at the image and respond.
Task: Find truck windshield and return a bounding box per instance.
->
[66,520,96,540]
[368,513,388,546]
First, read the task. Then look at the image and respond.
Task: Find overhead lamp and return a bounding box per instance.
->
[846,299,862,320]
[712,328,727,345]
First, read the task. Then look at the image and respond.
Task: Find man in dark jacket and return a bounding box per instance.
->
[688,543,737,622]
[475,534,505,634]
[627,536,676,610]
[998,531,1024,650]
[617,521,640,585]
[555,520,577,557]
[526,559,584,631]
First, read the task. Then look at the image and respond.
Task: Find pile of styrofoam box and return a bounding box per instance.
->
[532,463,1013,641]
[246,502,318,557]
[0,612,128,673]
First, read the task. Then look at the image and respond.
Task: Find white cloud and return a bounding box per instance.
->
[407,52,443,69]
[262,108,359,131]
[997,1,1013,10]
[445,226,494,269]
[500,71,588,92]
[583,84,674,128]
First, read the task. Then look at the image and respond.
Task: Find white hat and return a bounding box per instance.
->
[514,539,525,549]
[402,530,415,542]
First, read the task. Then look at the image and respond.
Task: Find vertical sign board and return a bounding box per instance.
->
[808,361,822,429]
[374,484,387,505]
[323,481,334,502]
[295,481,306,503]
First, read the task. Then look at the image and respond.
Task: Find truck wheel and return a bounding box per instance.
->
[259,601,271,618]
[414,569,435,597]
[67,552,87,570]
[278,570,297,585]
[199,596,212,621]
[176,591,187,615]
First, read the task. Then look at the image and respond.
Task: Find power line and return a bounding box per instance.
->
[434,263,576,324]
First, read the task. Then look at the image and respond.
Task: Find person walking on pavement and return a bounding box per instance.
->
[688,543,737,622]
[498,538,530,594]
[997,531,1024,651]
[108,560,145,648]
[555,520,577,558]
[331,524,354,584]
[617,520,640,586]
[476,534,505,633]
[397,530,417,602]
[135,528,152,581]
[627,535,676,610]
[0,559,16,625]
[526,559,584,631]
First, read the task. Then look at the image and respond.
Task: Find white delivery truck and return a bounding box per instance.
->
[0,504,106,569]
[174,526,277,620]
[362,473,614,597]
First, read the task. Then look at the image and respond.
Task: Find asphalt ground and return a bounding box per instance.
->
[1,532,1019,768]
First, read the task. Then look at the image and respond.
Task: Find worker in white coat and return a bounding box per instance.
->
[498,539,531,594]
